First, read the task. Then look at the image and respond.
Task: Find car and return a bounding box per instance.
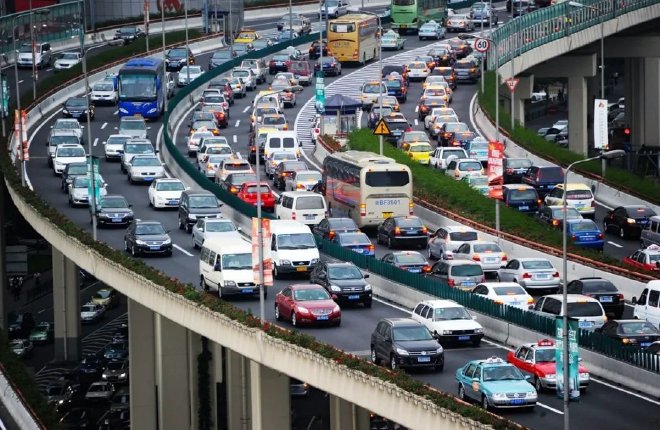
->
[288,61,312,86]
[265,151,298,179]
[376,216,429,249]
[456,356,537,410]
[497,258,560,292]
[177,65,204,86]
[522,166,564,198]
[470,2,499,26]
[208,49,236,69]
[308,39,330,60]
[446,14,474,32]
[406,61,430,81]
[178,190,224,232]
[411,300,483,346]
[16,42,51,68]
[232,42,255,57]
[360,81,388,110]
[533,294,607,330]
[501,184,541,214]
[314,56,342,76]
[221,173,258,195]
[231,67,258,91]
[535,205,583,228]
[596,319,660,348]
[200,103,230,127]
[10,339,33,358]
[109,387,130,412]
[268,53,293,74]
[51,118,84,141]
[418,20,445,40]
[113,26,145,43]
[381,251,431,274]
[165,46,194,71]
[284,170,322,192]
[429,147,467,171]
[566,219,605,250]
[427,259,485,290]
[127,155,165,184]
[471,282,534,309]
[428,115,460,139]
[27,321,53,345]
[544,183,595,219]
[124,220,172,257]
[453,241,507,272]
[431,66,457,89]
[319,0,350,18]
[603,205,656,239]
[44,380,69,405]
[382,116,411,144]
[383,75,408,103]
[277,12,309,31]
[428,225,479,260]
[68,175,107,207]
[94,195,134,226]
[272,160,308,190]
[187,130,216,156]
[270,82,297,108]
[403,141,434,165]
[216,158,254,184]
[59,161,87,192]
[565,277,624,318]
[446,38,473,59]
[437,122,470,146]
[53,143,86,175]
[445,158,485,180]
[381,30,406,50]
[91,287,120,309]
[453,58,480,83]
[624,245,660,272]
[277,29,300,43]
[7,312,35,339]
[78,355,104,377]
[85,381,115,402]
[89,80,118,106]
[462,174,489,195]
[397,130,430,150]
[59,407,92,428]
[103,134,131,161]
[147,178,186,209]
[312,217,359,240]
[80,302,105,324]
[199,151,233,178]
[101,360,130,384]
[370,318,444,371]
[417,96,448,120]
[374,94,400,113]
[118,116,148,140]
[275,283,341,327]
[102,341,129,361]
[62,97,95,120]
[112,324,129,344]
[427,47,455,68]
[331,231,375,257]
[503,158,533,184]
[310,262,372,307]
[507,339,590,392]
[237,182,277,211]
[191,218,241,249]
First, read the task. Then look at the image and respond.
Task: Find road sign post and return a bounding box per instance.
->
[315,70,325,113]
[505,78,519,92]
[474,37,491,53]
[372,118,391,136]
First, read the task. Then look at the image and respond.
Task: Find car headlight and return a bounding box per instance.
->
[526,391,537,398]
[395,347,409,356]
[135,240,147,245]
[436,347,444,354]
[474,327,483,333]
[579,372,590,379]
[492,393,507,400]
[329,285,341,292]
[119,107,128,114]
[297,306,309,314]
[545,373,556,380]
[119,373,127,378]
[102,374,108,379]
[333,304,340,313]
[57,399,65,405]
[62,109,69,114]
[364,284,372,291]
[280,259,292,265]
[188,214,197,220]
[224,281,237,288]
[147,108,157,114]
[162,238,171,245]
[310,258,319,265]
[442,330,452,335]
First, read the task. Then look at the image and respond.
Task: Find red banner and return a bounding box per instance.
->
[487,141,503,199]
[21,110,29,161]
[252,218,273,287]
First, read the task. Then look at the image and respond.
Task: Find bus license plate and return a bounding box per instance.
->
[382,212,393,219]
[417,356,431,363]
[296,267,307,272]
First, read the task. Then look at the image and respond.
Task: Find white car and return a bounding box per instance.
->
[285,170,322,191]
[274,72,299,87]
[319,0,350,19]
[228,77,247,98]
[178,65,204,86]
[90,80,118,105]
[51,118,84,141]
[231,67,258,91]
[80,302,105,324]
[471,282,534,310]
[407,61,430,80]
[104,134,131,161]
[187,131,215,156]
[424,107,456,129]
[54,52,82,71]
[201,154,233,178]
[148,178,187,208]
[427,225,479,260]
[118,116,148,139]
[411,299,484,346]
[497,258,561,292]
[53,143,86,175]
[418,20,445,40]
[453,240,507,272]
[85,382,114,402]
[68,175,108,207]
[196,141,232,166]
[127,155,165,183]
[265,151,298,178]
[191,218,242,249]
[381,30,406,50]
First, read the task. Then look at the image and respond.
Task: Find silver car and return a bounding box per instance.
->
[497,258,561,292]
[231,68,257,91]
[127,155,165,183]
[68,175,107,207]
[428,260,485,291]
[200,154,232,178]
[428,225,479,260]
[101,360,129,384]
[191,218,242,249]
[265,151,298,178]
[51,118,84,141]
[120,139,155,172]
[104,134,131,160]
[85,382,114,402]
[118,116,147,139]
[285,170,322,191]
[240,59,268,84]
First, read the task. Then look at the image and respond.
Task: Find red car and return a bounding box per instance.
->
[201,105,229,128]
[288,61,312,86]
[506,339,590,392]
[623,245,660,271]
[275,284,341,327]
[236,182,276,211]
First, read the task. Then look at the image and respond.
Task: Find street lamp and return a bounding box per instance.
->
[360,11,383,154]
[560,148,624,430]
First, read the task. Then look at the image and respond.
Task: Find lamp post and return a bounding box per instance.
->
[289,0,293,47]
[561,149,624,430]
[184,0,190,87]
[29,0,38,100]
[161,0,167,113]
[361,11,383,154]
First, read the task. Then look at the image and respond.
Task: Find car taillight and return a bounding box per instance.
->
[527,297,534,304]
[421,226,428,234]
[553,272,560,278]
[296,183,305,189]
[368,244,375,252]
[447,279,455,287]
[423,265,431,273]
[230,186,237,193]
[394,227,401,235]
[617,293,624,300]
[597,233,604,239]
[522,272,532,279]
[472,255,480,261]
[360,203,366,216]
[552,219,560,226]
[328,231,336,239]
[409,202,414,215]
[571,235,577,241]
[292,213,296,220]
[283,125,288,130]
[501,254,507,261]
[494,299,504,305]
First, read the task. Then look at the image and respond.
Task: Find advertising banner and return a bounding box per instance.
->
[251,218,273,287]
[87,157,101,209]
[593,98,609,150]
[487,140,503,199]
[555,317,580,401]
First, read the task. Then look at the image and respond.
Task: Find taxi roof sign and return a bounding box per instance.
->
[373,119,391,136]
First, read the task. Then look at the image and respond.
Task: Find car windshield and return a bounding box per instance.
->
[293,288,330,301]
[458,161,482,171]
[94,289,113,299]
[482,365,525,381]
[68,165,87,175]
[121,121,146,130]
[66,99,87,108]
[409,144,433,153]
[189,195,219,208]
[509,189,538,201]
[535,348,556,362]
[277,233,316,249]
[473,243,501,254]
[467,176,488,186]
[213,51,233,59]
[290,62,308,71]
[493,286,526,295]
[442,150,466,160]
[169,48,187,57]
[403,132,427,142]
[451,264,482,276]
[263,116,286,125]
[470,141,489,151]
[569,221,599,232]
[93,83,114,91]
[118,27,137,35]
[272,54,289,61]
[57,147,85,157]
[566,190,592,199]
[434,306,472,321]
[181,66,202,74]
[50,135,79,145]
[539,168,564,181]
[132,157,160,166]
[551,207,582,219]
[224,162,250,171]
[362,84,383,94]
[295,196,325,210]
[233,69,250,77]
[521,260,554,270]
[221,253,252,270]
[626,206,655,217]
[81,305,97,313]
[73,177,90,187]
[507,158,532,169]
[566,302,603,317]
[59,53,79,61]
[229,174,257,185]
[397,218,423,228]
[338,233,370,245]
[136,224,166,235]
[327,265,362,280]
[125,144,152,153]
[394,253,426,264]
[392,326,433,341]
[296,173,321,182]
[619,321,658,335]
[107,361,124,370]
[46,386,64,395]
[205,221,236,232]
[246,185,271,193]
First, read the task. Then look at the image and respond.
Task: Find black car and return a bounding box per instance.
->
[521,165,564,198]
[54,384,85,415]
[380,251,431,274]
[62,97,95,120]
[178,190,223,232]
[417,96,448,120]
[59,407,92,428]
[60,162,87,192]
[310,262,372,307]
[314,56,342,76]
[376,216,429,249]
[382,117,410,144]
[94,195,134,226]
[273,161,308,190]
[7,311,35,339]
[78,355,104,378]
[113,26,145,44]
[437,122,470,146]
[595,320,660,347]
[381,64,409,83]
[501,184,540,214]
[367,106,394,129]
[503,157,533,184]
[603,205,656,239]
[110,387,130,412]
[535,205,582,228]
[102,341,129,362]
[370,318,444,371]
[209,49,236,69]
[165,46,195,71]
[427,47,455,67]
[98,408,130,430]
[112,324,129,344]
[565,277,624,318]
[221,173,258,194]
[124,220,172,257]
[312,217,359,240]
[308,40,329,60]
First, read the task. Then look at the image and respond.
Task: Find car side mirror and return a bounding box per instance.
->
[198,227,204,232]
[331,294,338,301]
[631,297,637,305]
[214,264,221,272]
[363,273,370,279]
[524,375,532,381]
[237,227,242,232]
[128,204,133,208]
[472,315,477,321]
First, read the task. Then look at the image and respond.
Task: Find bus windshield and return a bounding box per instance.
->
[393,0,415,5]
[119,74,157,101]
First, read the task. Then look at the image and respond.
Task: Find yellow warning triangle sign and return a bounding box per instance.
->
[372,118,391,136]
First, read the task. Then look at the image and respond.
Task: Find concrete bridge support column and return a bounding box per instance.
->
[625,57,660,150]
[249,361,291,430]
[330,395,371,430]
[568,76,588,155]
[188,333,203,430]
[225,349,249,430]
[208,341,224,430]
[156,315,192,430]
[128,299,157,430]
[52,247,80,362]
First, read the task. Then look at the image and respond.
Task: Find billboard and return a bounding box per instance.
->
[487,140,503,199]
[555,317,580,401]
[593,98,609,150]
[251,218,273,288]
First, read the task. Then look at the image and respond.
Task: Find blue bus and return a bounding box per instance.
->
[117,58,165,119]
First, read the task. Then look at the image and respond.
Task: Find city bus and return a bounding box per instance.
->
[390,0,448,33]
[327,14,379,65]
[117,58,165,119]
[321,151,413,228]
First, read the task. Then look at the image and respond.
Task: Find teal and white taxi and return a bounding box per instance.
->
[418,20,446,40]
[455,357,537,410]
[381,30,406,50]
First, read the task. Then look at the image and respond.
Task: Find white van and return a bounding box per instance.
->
[276,191,327,225]
[199,238,263,298]
[633,280,660,330]
[263,130,300,160]
[532,294,607,330]
[270,220,320,279]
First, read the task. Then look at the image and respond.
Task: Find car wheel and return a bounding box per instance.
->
[481,395,489,410]
[389,354,397,370]
[68,198,74,207]
[273,264,280,280]
[535,377,543,392]
[370,346,380,365]
[200,276,208,292]
[178,217,184,230]
[192,236,198,249]
[275,304,282,321]
[185,223,192,233]
[603,221,609,232]
[472,338,481,347]
[291,312,297,327]
[458,384,467,400]
[494,273,500,281]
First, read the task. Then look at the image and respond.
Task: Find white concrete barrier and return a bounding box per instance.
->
[0,368,40,430]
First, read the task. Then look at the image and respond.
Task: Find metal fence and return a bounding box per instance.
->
[488,0,660,70]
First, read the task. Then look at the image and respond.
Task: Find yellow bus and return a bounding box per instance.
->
[327,14,379,65]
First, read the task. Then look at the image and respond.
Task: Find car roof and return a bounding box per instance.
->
[557,183,590,190]
[325,261,359,268]
[290,283,324,290]
[420,299,463,308]
[542,294,600,303]
[384,317,424,327]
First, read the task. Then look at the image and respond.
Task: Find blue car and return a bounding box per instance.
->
[332,232,376,257]
[455,357,537,410]
[566,219,604,250]
[384,76,408,102]
[454,131,478,149]
[465,136,488,164]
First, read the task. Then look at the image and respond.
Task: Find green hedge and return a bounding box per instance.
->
[479,71,660,205]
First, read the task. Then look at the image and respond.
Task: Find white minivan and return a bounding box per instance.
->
[270,220,320,279]
[263,130,300,160]
[276,191,327,225]
[633,280,660,330]
[199,238,263,298]
[533,294,607,330]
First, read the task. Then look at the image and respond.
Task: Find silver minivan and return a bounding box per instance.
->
[427,260,484,291]
[641,215,660,248]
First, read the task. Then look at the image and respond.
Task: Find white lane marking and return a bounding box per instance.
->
[28,108,62,145]
[607,241,623,248]
[537,403,563,415]
[46,68,53,72]
[37,309,46,314]
[233,135,237,143]
[173,244,194,256]
[589,376,660,406]
[414,119,419,126]
[243,106,250,113]
[414,105,419,113]
[93,138,99,147]
[235,120,240,127]
[101,122,108,129]
[18,80,24,84]
[113,110,118,115]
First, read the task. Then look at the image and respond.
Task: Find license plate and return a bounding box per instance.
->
[485,257,498,263]
[276,62,283,65]
[578,321,593,328]
[599,296,613,303]
[408,268,421,273]
[242,288,254,294]
[167,200,178,205]
[458,336,470,341]
[535,274,550,280]
[149,246,160,250]
[144,177,153,181]
[111,219,122,223]
[510,399,524,405]
[304,214,315,220]
[519,206,529,211]
[417,356,431,363]
[581,236,595,241]
[641,342,651,348]
[461,281,476,286]
[511,301,521,306]
[352,248,364,253]
[296,266,307,272]
[317,315,329,321]
[383,212,393,219]
[348,295,360,300]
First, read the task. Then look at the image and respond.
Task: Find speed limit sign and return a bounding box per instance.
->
[474,38,491,53]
